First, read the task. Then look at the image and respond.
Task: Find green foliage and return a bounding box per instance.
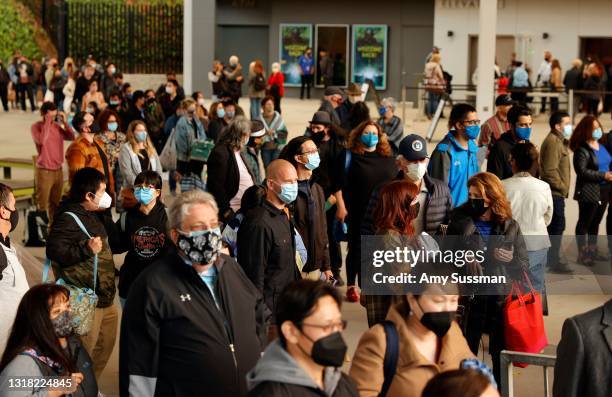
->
[0,0,44,62]
[67,0,183,5]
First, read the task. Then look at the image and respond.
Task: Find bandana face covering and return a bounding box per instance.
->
[177,228,222,266]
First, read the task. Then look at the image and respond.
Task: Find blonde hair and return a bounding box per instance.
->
[431,54,441,63]
[181,98,196,111]
[126,120,156,158]
[571,58,583,68]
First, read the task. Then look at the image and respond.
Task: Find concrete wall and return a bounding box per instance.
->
[214,0,435,101]
[434,0,612,85]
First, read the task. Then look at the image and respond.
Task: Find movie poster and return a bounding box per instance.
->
[351,25,388,90]
[279,24,313,87]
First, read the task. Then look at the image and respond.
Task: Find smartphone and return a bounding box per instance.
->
[501,240,513,251]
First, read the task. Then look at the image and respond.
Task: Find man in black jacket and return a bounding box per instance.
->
[487,105,533,180]
[238,159,301,340]
[360,135,452,326]
[553,299,612,397]
[120,190,266,397]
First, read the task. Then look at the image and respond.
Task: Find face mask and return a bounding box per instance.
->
[515,126,532,141]
[593,128,603,140]
[465,125,480,140]
[126,93,133,100]
[2,206,19,232]
[51,310,74,338]
[165,86,173,94]
[86,107,94,114]
[348,96,360,104]
[226,111,235,119]
[301,331,347,367]
[197,98,206,106]
[187,108,196,117]
[96,191,112,210]
[311,130,325,145]
[562,124,573,139]
[109,67,116,75]
[416,298,456,338]
[134,187,155,205]
[360,133,379,149]
[378,107,387,117]
[304,152,321,171]
[216,108,225,119]
[406,162,427,181]
[177,228,222,266]
[109,100,120,107]
[411,202,421,219]
[274,181,298,204]
[135,131,148,142]
[107,122,118,132]
[468,198,488,218]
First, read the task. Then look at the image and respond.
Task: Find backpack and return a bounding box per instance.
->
[253,74,266,92]
[379,320,399,397]
[24,209,49,247]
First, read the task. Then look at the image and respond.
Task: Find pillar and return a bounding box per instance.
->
[183,0,216,97]
[476,0,497,121]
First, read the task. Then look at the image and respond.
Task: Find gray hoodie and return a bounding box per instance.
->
[246,340,342,396]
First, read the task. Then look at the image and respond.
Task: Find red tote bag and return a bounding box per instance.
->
[503,273,548,367]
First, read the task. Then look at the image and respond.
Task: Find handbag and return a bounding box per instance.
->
[42,212,99,336]
[159,128,177,171]
[503,272,548,367]
[190,139,215,162]
[119,187,138,209]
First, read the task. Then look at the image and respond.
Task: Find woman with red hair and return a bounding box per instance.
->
[446,171,528,385]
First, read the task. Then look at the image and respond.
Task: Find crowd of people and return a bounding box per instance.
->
[0,51,610,397]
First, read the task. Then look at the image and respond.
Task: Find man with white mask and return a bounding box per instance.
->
[46,167,118,380]
[361,134,453,236]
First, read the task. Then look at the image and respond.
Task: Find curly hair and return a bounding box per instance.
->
[348,120,392,157]
[467,172,512,223]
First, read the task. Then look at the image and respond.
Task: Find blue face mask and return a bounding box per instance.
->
[515,126,532,141]
[360,132,379,148]
[305,152,320,170]
[216,108,225,119]
[274,181,298,204]
[378,107,387,117]
[226,111,235,119]
[593,128,603,140]
[109,100,120,106]
[135,131,148,142]
[107,122,118,132]
[134,187,155,205]
[562,124,573,139]
[465,125,480,140]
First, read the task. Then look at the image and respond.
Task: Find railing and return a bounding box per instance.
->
[500,350,557,397]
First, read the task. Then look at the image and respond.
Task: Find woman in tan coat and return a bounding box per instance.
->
[349,273,474,397]
[550,59,563,112]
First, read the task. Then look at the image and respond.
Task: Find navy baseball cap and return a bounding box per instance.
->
[398,134,428,161]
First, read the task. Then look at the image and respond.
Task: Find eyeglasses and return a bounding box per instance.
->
[300,320,347,333]
[301,149,319,156]
[463,119,481,126]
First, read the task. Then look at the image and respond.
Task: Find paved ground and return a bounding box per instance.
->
[0,98,610,397]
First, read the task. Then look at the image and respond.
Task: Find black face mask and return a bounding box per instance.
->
[468,198,488,218]
[416,299,456,338]
[411,202,421,220]
[310,130,325,146]
[2,206,18,232]
[301,331,347,367]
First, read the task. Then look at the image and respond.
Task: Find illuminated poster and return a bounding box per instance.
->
[351,25,388,89]
[279,24,313,86]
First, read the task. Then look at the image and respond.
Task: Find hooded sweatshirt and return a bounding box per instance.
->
[113,200,169,299]
[246,340,358,397]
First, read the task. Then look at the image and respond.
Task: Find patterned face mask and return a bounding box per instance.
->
[51,310,74,338]
[177,227,222,266]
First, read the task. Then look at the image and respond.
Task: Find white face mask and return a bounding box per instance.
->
[348,96,361,104]
[197,98,205,106]
[97,192,112,209]
[406,162,428,182]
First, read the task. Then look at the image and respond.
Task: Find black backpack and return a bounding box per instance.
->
[253,74,266,92]
[24,209,48,247]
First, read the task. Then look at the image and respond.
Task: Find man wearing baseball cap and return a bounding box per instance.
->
[360,134,452,325]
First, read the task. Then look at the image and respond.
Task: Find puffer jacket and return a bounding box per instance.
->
[361,173,452,236]
[573,143,608,203]
[46,201,116,308]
